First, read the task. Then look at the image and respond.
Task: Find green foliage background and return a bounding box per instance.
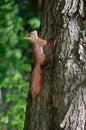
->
[0,0,40,130]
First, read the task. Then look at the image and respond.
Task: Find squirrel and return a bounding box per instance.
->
[25,31,47,97]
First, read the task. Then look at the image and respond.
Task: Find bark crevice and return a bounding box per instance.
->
[60,88,86,130]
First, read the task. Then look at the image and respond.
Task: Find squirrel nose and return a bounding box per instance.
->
[24,36,29,40]
[24,36,32,41]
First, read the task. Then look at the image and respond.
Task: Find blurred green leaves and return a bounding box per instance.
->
[0,0,40,130]
[28,17,40,29]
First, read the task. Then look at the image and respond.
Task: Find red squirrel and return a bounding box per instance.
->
[25,31,47,97]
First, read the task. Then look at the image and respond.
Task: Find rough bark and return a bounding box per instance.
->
[24,0,86,130]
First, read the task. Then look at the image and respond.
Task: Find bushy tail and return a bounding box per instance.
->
[30,64,41,97]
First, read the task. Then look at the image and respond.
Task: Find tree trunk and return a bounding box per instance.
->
[24,0,86,130]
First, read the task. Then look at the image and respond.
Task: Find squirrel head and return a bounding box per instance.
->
[25,31,47,46]
[25,30,38,43]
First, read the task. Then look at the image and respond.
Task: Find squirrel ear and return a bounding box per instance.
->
[40,39,47,46]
